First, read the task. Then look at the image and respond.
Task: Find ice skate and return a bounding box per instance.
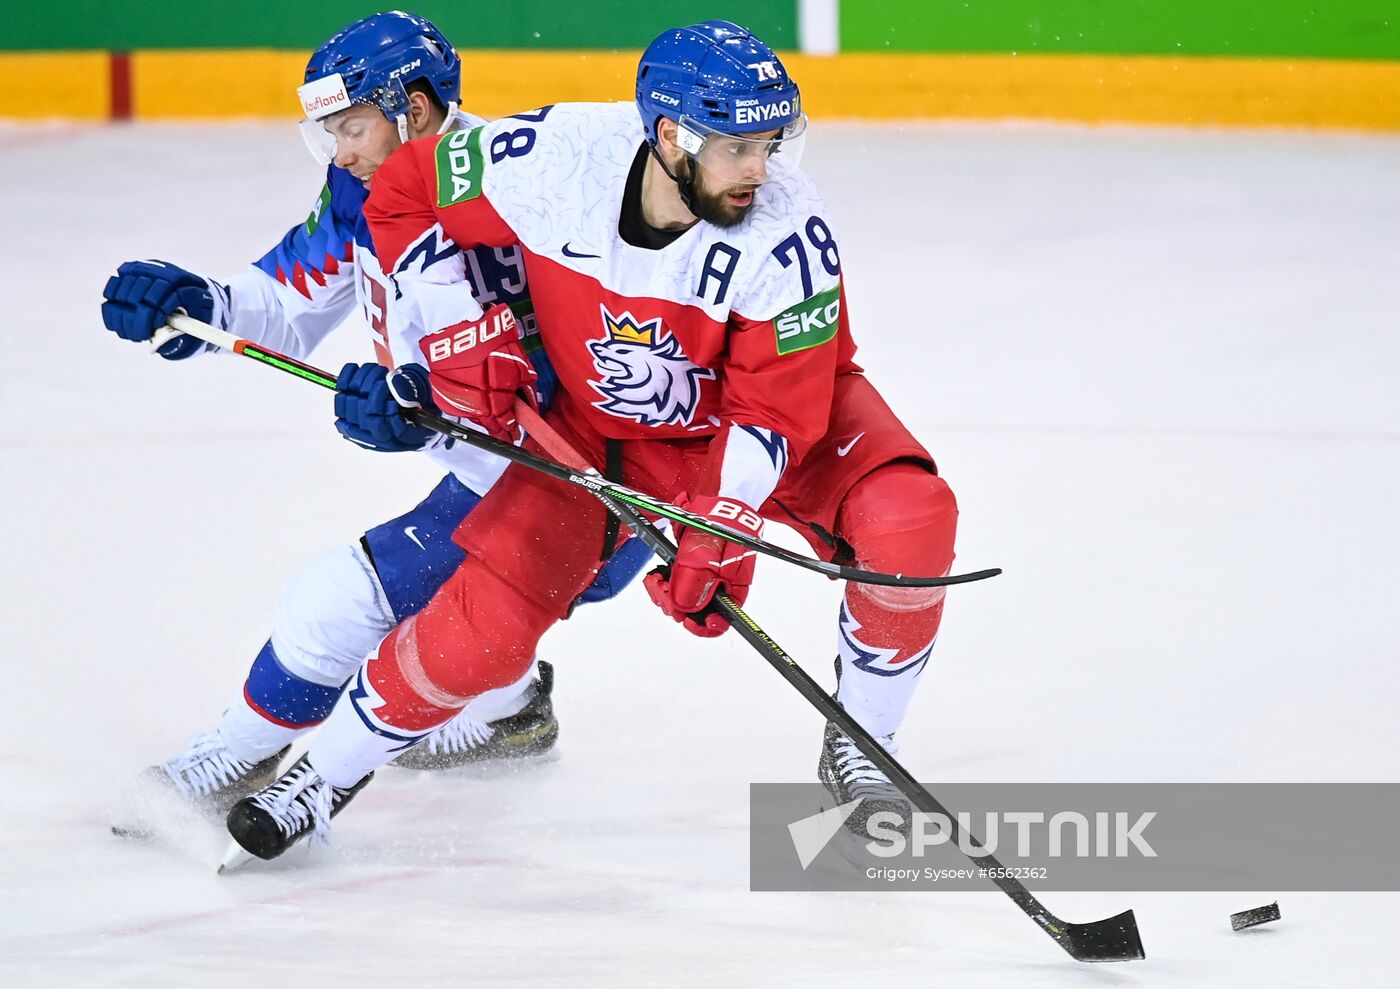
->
[222,755,372,865]
[817,720,911,839]
[390,661,559,770]
[112,733,289,838]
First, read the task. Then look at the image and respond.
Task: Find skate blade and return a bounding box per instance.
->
[217,840,257,874]
[390,741,562,778]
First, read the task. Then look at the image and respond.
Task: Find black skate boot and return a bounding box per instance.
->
[112,733,289,838]
[223,755,372,864]
[817,720,912,839]
[390,661,559,770]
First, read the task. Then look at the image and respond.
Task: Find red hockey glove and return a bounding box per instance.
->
[645,495,763,638]
[418,302,536,443]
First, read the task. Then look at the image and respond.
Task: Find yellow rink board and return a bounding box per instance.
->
[0,51,111,120]
[3,49,1399,130]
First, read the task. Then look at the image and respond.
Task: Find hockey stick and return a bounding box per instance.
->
[515,401,1144,964]
[149,317,1138,960]
[151,314,1000,591]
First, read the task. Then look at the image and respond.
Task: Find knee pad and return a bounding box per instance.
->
[270,542,396,686]
[839,463,958,611]
[403,555,555,703]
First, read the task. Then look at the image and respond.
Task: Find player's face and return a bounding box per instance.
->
[654,117,804,228]
[682,120,812,227]
[696,130,778,185]
[678,129,777,228]
[681,154,761,228]
[325,105,402,187]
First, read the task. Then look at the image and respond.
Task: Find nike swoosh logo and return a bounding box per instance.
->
[836,432,865,457]
[561,242,601,260]
[404,526,426,551]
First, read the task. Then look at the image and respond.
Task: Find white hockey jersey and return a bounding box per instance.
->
[218,114,554,494]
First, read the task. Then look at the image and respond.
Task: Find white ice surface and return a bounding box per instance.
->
[1,120,1397,987]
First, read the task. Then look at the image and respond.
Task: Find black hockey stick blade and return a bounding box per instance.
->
[510,404,1133,965]
[1040,908,1146,962]
[713,588,1144,964]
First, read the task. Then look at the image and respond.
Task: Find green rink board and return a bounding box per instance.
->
[840,1,1400,60]
[4,1,1396,60]
[0,1,798,50]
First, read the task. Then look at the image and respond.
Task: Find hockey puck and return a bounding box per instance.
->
[1230,901,1281,931]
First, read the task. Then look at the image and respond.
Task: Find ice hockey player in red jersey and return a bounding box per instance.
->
[223,20,959,862]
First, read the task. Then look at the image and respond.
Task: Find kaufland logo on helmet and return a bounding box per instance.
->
[734,97,796,126]
[298,73,351,120]
[304,91,348,114]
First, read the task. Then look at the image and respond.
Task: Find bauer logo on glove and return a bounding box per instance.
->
[425,304,517,362]
[645,494,763,638]
[418,302,537,443]
[707,499,763,533]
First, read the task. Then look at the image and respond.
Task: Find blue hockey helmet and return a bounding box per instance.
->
[297,10,461,162]
[636,20,807,185]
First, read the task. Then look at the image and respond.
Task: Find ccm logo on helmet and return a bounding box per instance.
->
[427,305,518,362]
[734,99,794,126]
[649,90,681,106]
[389,58,423,79]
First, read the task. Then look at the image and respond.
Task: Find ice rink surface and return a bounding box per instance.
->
[1,118,1398,986]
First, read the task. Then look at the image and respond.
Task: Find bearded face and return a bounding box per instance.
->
[678,154,759,228]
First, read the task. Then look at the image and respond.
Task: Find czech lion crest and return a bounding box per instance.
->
[587,305,715,426]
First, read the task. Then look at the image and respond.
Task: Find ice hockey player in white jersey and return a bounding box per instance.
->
[98,11,652,832]
[216,20,959,863]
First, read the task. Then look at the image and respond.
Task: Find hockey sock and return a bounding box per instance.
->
[461,659,541,724]
[219,640,345,763]
[836,583,945,739]
[308,616,470,788]
[834,462,958,739]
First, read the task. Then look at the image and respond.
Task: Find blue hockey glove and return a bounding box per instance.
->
[101,259,227,360]
[334,362,439,453]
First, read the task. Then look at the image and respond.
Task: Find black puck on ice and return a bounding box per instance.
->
[1230,901,1281,931]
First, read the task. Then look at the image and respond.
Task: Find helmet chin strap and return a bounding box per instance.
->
[396,101,459,145]
[647,141,699,214]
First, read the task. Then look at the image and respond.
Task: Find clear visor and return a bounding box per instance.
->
[297,102,465,167]
[676,113,808,186]
[299,115,344,166]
